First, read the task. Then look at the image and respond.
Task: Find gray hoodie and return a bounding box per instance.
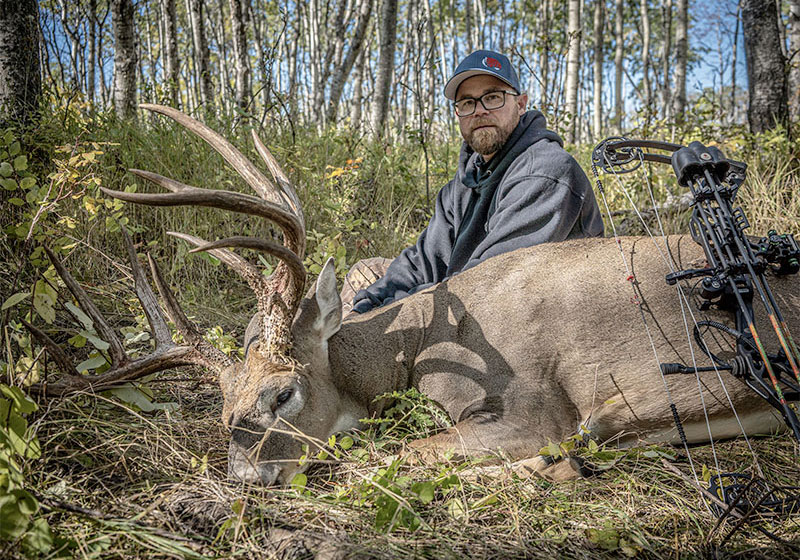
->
[351,110,604,313]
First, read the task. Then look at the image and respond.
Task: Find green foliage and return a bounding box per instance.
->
[0,385,53,554]
[362,388,452,442]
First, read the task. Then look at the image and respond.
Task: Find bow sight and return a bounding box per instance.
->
[592,138,800,443]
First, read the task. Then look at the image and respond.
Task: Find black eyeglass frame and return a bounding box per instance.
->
[453,90,520,117]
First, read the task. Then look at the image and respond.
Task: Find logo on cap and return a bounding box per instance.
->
[482,57,502,70]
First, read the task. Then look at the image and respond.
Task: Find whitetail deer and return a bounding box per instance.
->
[31,106,800,486]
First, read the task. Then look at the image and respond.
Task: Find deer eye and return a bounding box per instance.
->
[275,389,293,409]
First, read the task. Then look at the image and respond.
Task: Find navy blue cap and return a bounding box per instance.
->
[444,50,521,100]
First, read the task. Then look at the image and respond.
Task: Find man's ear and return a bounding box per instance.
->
[314,257,342,340]
[517,93,528,115]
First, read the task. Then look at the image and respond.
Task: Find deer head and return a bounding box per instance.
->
[30,105,356,485]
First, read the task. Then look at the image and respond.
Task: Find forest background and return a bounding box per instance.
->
[1,0,800,558]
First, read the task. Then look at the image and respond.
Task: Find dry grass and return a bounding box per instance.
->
[8,375,800,559]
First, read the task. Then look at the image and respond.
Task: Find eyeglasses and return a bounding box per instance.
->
[453,90,519,117]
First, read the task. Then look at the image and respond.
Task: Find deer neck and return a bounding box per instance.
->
[328,301,425,417]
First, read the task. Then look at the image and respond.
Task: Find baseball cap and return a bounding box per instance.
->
[444,50,521,100]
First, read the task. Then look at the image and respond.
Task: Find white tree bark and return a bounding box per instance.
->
[592,0,604,140]
[111,0,137,119]
[672,0,688,123]
[614,0,623,133]
[564,0,581,143]
[371,0,398,138]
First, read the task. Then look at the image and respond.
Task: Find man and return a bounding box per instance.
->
[347,50,604,314]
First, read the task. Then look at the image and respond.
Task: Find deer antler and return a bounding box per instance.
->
[99,104,306,361]
[25,230,234,397]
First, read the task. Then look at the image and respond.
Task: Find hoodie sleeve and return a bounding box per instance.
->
[351,181,458,313]
[460,148,601,272]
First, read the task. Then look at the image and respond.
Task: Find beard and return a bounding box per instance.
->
[462,118,516,156]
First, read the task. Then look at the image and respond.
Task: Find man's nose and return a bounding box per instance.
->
[472,100,490,117]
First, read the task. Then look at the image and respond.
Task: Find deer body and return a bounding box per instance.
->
[226,235,796,484]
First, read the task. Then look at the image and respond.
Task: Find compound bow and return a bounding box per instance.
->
[591,138,800,533]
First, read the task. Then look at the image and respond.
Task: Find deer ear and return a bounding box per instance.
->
[314,257,342,340]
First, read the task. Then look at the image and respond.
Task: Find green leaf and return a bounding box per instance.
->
[290,473,307,491]
[8,141,20,156]
[0,385,37,414]
[0,161,12,177]
[0,412,39,458]
[2,292,29,310]
[0,495,29,539]
[411,481,435,504]
[65,302,93,330]
[12,490,37,515]
[339,436,354,450]
[106,385,178,413]
[19,176,36,190]
[76,354,107,373]
[13,155,27,171]
[80,330,110,351]
[22,517,53,553]
[1,178,17,190]
[8,197,24,206]
[586,526,620,550]
[32,294,55,324]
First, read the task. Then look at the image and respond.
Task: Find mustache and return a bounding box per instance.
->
[468,119,496,130]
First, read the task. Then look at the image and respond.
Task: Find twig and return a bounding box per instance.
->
[32,491,209,548]
[660,458,744,520]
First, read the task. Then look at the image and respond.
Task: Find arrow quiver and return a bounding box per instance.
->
[592,138,800,443]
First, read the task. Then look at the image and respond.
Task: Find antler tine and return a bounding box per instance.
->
[251,131,304,229]
[21,318,79,377]
[101,173,303,253]
[166,232,269,296]
[42,245,128,365]
[189,236,306,305]
[146,254,235,372]
[122,228,173,348]
[139,104,285,207]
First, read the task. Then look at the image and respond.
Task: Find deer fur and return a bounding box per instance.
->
[223,235,798,485]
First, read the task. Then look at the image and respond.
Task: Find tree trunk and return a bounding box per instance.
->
[788,0,800,121]
[111,0,137,119]
[189,0,213,108]
[162,0,180,107]
[661,0,672,121]
[229,0,250,111]
[639,0,651,110]
[0,0,41,127]
[326,0,374,124]
[88,0,97,105]
[539,0,550,109]
[742,0,789,132]
[613,0,623,133]
[592,0,604,140]
[564,0,581,143]
[371,0,398,138]
[672,0,687,123]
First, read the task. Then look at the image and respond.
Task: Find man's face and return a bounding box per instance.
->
[455,75,528,160]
